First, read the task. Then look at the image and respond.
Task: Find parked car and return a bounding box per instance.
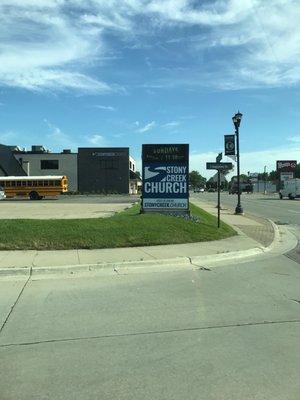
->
[207,188,216,192]
[0,186,6,200]
[229,183,253,194]
[193,187,205,193]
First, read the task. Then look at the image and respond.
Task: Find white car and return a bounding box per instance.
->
[0,186,6,200]
[193,187,205,193]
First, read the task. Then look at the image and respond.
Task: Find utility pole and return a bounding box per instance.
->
[232,111,243,214]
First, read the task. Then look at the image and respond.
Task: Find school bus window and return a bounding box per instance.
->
[38,181,43,186]
[43,180,49,186]
[27,181,32,186]
[54,180,60,186]
[11,181,16,187]
[17,181,21,187]
[6,181,11,187]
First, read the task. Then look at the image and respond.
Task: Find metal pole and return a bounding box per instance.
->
[217,170,221,228]
[264,165,267,194]
[235,125,243,214]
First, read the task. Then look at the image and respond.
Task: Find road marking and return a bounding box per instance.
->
[288,210,300,214]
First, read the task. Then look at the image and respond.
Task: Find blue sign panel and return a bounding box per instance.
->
[142,144,189,211]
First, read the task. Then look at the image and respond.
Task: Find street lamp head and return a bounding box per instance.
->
[232,111,243,128]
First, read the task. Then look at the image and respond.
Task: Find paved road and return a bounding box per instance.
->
[0,195,139,219]
[0,254,299,400]
[1,193,299,399]
[3,194,140,204]
[191,192,300,226]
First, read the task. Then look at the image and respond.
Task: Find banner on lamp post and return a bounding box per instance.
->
[224,135,236,156]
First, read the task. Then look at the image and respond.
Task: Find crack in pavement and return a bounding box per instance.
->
[1,318,300,348]
[0,268,32,335]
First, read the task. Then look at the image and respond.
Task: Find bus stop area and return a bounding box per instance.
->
[0,195,139,219]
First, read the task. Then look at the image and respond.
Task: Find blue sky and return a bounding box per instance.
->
[0,0,300,177]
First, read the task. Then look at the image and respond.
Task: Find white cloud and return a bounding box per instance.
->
[92,105,116,111]
[44,119,75,149]
[287,135,300,143]
[0,1,120,92]
[162,121,180,128]
[137,121,156,133]
[2,1,300,92]
[87,134,107,146]
[1,70,113,93]
[0,131,17,144]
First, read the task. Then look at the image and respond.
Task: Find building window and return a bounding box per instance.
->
[41,160,59,170]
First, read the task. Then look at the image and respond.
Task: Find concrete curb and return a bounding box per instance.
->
[0,211,287,279]
[0,247,268,278]
[264,219,281,252]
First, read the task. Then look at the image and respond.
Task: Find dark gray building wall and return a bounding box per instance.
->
[0,144,26,176]
[78,148,130,193]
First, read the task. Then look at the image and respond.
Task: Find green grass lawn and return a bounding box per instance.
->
[0,203,236,250]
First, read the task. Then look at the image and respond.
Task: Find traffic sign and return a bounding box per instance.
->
[224,135,235,156]
[206,162,233,170]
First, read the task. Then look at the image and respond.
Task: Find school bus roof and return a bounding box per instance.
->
[0,176,66,180]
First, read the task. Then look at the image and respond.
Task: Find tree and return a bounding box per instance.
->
[189,170,206,188]
[231,174,249,182]
[257,172,269,181]
[268,170,279,181]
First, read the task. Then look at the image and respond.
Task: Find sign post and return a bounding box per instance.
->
[217,170,221,228]
[216,153,222,228]
[206,160,233,228]
[141,144,189,215]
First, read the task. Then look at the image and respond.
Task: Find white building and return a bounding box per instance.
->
[13,146,78,192]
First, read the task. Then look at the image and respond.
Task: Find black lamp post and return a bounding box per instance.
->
[232,111,243,215]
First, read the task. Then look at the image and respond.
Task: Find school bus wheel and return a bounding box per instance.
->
[29,191,40,200]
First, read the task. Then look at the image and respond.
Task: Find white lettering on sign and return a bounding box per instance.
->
[143,198,188,208]
[166,166,187,174]
[166,175,186,182]
[277,161,297,169]
[144,181,187,194]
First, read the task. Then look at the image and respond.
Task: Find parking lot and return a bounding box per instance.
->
[0,195,140,219]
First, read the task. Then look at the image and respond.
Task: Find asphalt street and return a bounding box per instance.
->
[0,193,299,400]
[3,194,140,204]
[191,192,300,226]
[0,255,299,400]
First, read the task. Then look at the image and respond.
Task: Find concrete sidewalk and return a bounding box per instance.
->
[191,199,275,247]
[0,200,277,274]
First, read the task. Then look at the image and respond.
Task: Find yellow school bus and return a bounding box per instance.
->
[0,176,68,200]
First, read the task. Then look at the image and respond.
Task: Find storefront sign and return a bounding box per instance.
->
[276,160,297,172]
